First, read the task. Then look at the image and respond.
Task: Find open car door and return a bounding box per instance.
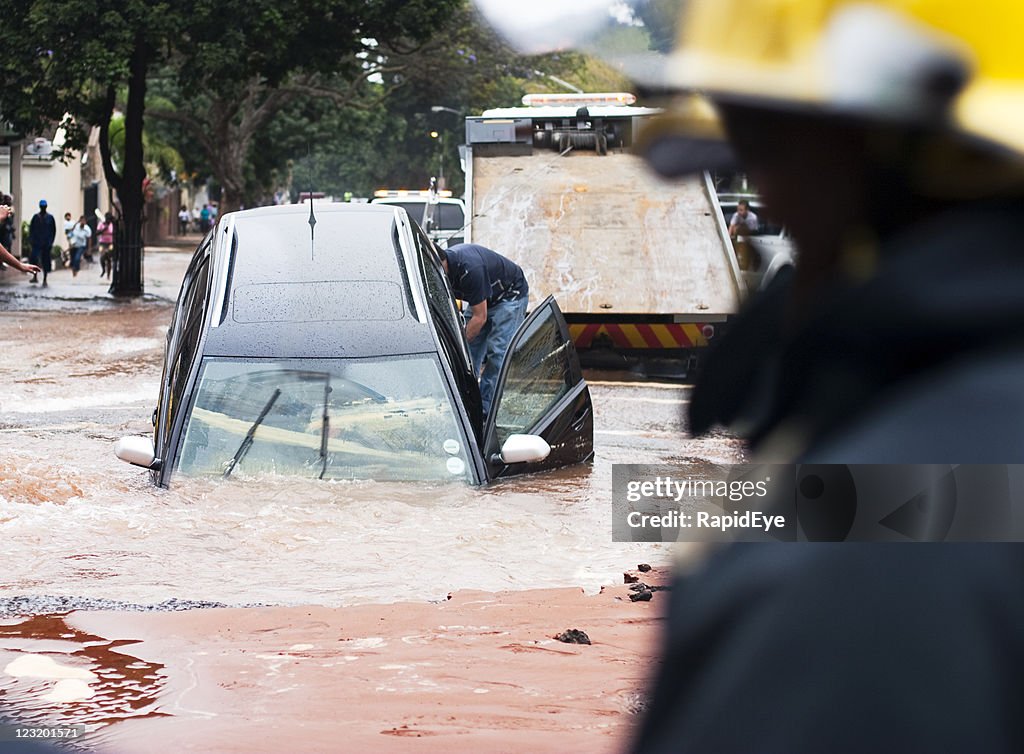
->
[482,295,594,480]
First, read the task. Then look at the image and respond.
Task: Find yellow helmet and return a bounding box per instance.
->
[667,0,1024,158]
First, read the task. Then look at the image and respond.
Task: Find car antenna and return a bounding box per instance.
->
[307,141,317,260]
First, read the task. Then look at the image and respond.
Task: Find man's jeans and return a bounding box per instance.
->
[71,245,87,272]
[468,296,529,416]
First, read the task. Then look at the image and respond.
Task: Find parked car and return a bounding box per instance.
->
[115,203,593,487]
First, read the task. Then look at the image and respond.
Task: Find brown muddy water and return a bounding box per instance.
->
[0,252,745,609]
[0,251,745,748]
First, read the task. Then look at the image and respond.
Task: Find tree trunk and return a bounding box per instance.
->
[212,115,250,213]
[110,37,149,298]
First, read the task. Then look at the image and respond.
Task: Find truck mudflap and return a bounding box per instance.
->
[567,315,730,379]
[570,321,714,349]
[567,310,728,348]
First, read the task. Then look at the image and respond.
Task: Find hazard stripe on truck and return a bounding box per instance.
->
[569,323,709,350]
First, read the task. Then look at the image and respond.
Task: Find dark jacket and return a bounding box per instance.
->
[444,243,528,307]
[633,543,1024,754]
[692,201,1024,462]
[632,201,1024,753]
[28,211,57,251]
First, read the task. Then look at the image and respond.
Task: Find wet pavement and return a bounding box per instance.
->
[0,241,191,312]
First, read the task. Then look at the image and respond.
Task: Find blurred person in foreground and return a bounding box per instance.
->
[619,0,1024,752]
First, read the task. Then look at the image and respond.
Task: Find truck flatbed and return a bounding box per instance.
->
[469,153,741,317]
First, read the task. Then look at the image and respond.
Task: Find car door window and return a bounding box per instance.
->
[413,225,472,369]
[158,243,210,451]
[411,223,483,436]
[488,297,574,448]
[164,255,211,450]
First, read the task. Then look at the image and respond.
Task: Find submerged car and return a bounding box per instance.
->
[116,203,593,486]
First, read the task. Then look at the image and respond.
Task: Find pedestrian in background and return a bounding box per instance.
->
[96,212,115,279]
[28,199,56,285]
[199,204,211,233]
[62,211,74,268]
[0,205,41,279]
[178,205,190,234]
[0,194,14,255]
[67,215,91,277]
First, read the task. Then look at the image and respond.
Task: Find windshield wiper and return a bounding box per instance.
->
[319,377,331,479]
[223,388,282,478]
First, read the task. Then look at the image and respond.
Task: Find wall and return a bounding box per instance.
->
[1,127,111,254]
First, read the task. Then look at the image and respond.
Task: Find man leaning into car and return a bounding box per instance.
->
[441,243,529,417]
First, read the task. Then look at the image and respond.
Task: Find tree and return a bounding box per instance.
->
[0,0,159,296]
[272,2,631,198]
[150,1,630,206]
[0,0,460,296]
[145,0,462,212]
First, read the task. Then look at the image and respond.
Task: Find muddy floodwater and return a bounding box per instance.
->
[0,249,745,750]
[0,251,745,609]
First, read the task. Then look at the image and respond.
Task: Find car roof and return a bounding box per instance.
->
[201,203,438,360]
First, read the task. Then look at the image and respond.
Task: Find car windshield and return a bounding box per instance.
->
[175,356,473,483]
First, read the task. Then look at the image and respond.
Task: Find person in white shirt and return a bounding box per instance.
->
[68,215,92,277]
[728,199,760,238]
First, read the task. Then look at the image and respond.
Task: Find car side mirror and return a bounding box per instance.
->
[115,436,161,469]
[497,434,551,464]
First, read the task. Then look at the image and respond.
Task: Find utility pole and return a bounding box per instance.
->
[10,140,23,259]
[430,107,461,192]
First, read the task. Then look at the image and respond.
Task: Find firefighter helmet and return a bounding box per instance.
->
[666,0,1024,159]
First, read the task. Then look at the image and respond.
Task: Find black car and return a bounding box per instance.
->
[115,203,593,486]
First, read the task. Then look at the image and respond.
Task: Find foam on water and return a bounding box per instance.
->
[97,337,162,356]
[0,383,160,414]
[0,435,686,606]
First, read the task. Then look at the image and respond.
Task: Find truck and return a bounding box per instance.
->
[460,93,744,374]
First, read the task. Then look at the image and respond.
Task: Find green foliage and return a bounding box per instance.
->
[633,0,683,54]
[0,0,641,219]
[107,111,184,180]
[276,1,632,198]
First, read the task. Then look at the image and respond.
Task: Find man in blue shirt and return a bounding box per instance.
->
[442,243,529,416]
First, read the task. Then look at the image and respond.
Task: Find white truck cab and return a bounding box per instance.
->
[370,187,466,248]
